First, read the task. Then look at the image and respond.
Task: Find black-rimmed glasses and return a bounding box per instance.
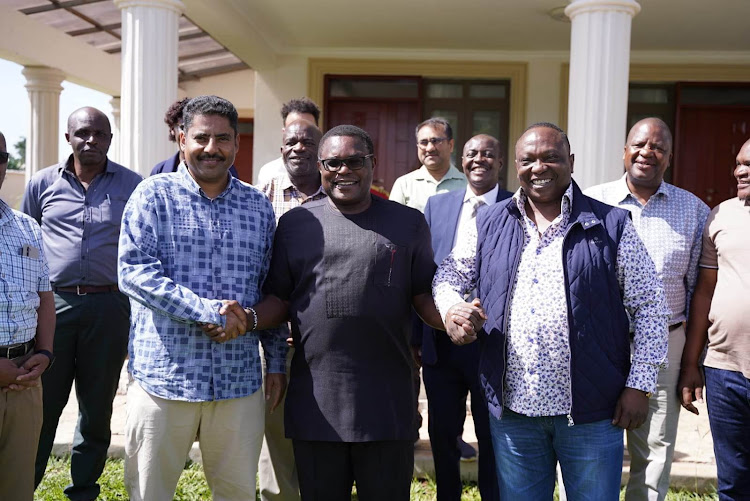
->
[319,154,374,172]
[0,152,9,164]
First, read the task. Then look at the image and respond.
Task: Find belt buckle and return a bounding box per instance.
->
[76,285,87,296]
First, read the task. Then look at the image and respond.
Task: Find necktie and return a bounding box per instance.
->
[470,197,486,219]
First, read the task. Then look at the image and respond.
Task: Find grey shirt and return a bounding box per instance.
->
[21,155,142,287]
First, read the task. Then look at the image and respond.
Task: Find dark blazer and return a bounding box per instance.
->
[415,186,512,365]
[150,151,240,178]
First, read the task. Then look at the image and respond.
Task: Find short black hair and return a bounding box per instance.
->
[523,122,571,154]
[164,98,191,142]
[281,98,321,126]
[416,117,453,140]
[320,125,374,156]
[183,95,238,135]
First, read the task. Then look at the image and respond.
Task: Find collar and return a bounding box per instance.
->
[615,174,671,204]
[177,161,235,199]
[0,198,13,228]
[513,182,574,218]
[58,154,117,177]
[279,172,326,199]
[414,164,464,183]
[464,184,499,206]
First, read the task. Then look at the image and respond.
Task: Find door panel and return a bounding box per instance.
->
[674,106,750,207]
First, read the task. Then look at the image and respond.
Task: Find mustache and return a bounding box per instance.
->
[198,153,225,161]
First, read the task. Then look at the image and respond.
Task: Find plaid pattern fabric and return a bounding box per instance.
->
[119,164,287,402]
[258,172,327,223]
[0,200,51,345]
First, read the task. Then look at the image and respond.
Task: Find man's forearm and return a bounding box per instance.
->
[413,292,444,331]
[681,269,716,367]
[249,295,289,330]
[35,291,55,352]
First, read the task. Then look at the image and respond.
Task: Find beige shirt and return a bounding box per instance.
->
[389,165,466,213]
[700,197,750,378]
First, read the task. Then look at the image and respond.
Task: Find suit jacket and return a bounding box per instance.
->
[415,186,512,365]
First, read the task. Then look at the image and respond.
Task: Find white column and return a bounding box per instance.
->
[114,0,184,176]
[565,0,640,189]
[22,66,65,183]
[109,96,121,164]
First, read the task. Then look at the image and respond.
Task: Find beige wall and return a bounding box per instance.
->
[178,69,255,118]
[0,170,27,209]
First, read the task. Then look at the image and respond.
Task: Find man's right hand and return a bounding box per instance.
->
[444,298,486,346]
[0,358,27,390]
[202,300,248,343]
[678,364,705,415]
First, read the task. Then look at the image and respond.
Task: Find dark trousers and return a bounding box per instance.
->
[293,439,413,501]
[705,366,750,501]
[35,292,130,501]
[423,334,499,501]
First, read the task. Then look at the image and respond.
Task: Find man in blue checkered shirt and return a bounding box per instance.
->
[0,131,56,501]
[118,96,287,501]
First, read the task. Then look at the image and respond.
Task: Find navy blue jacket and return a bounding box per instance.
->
[415,186,512,365]
[475,181,632,424]
[150,152,239,178]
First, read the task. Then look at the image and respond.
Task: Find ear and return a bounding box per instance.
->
[65,133,71,144]
[370,155,377,172]
[448,139,455,153]
[569,153,575,174]
[179,129,186,150]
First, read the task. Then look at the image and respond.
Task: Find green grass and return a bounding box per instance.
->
[35,457,717,500]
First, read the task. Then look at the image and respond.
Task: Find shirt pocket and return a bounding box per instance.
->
[98,197,128,226]
[374,236,406,288]
[3,249,43,292]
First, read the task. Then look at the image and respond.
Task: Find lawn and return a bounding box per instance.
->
[35,456,718,500]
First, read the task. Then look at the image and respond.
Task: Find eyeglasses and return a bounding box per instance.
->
[0,152,8,164]
[417,137,448,149]
[319,154,374,172]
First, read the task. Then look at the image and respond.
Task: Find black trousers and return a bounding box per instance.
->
[293,439,413,501]
[423,334,499,501]
[35,291,130,501]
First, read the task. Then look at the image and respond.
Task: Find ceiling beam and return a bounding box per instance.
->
[20,0,107,15]
[67,22,120,37]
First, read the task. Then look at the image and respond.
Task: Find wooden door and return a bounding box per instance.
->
[674,107,750,207]
[326,100,420,192]
[234,119,254,183]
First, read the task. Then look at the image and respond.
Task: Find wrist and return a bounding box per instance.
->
[244,306,258,331]
[34,349,55,371]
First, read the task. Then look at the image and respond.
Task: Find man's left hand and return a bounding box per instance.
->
[265,373,287,413]
[612,387,649,430]
[6,354,49,391]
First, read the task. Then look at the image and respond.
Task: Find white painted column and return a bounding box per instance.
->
[22,66,65,183]
[109,96,121,164]
[114,0,184,176]
[565,0,640,189]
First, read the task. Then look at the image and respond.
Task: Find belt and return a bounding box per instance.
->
[0,339,35,359]
[54,285,119,295]
[669,322,683,332]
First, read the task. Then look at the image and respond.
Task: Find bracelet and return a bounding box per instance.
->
[245,306,258,331]
[34,349,55,372]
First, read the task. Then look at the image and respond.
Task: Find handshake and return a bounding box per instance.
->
[444,298,487,346]
[200,300,249,343]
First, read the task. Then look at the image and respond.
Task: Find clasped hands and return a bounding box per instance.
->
[201,300,248,343]
[0,354,50,392]
[444,298,487,345]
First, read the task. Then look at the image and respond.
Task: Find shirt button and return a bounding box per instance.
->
[531,308,535,314]
[533,278,538,284]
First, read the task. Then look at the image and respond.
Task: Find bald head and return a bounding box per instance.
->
[462,134,503,196]
[282,119,322,181]
[0,132,7,190]
[623,117,673,191]
[626,118,672,152]
[0,132,6,154]
[66,107,112,169]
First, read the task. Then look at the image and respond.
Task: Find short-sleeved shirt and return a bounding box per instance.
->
[389,165,466,213]
[265,196,436,442]
[699,197,750,379]
[21,155,142,287]
[0,200,51,345]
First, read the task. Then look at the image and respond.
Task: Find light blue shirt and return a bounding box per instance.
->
[118,164,287,402]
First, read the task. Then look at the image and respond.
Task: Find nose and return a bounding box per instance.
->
[204,137,219,154]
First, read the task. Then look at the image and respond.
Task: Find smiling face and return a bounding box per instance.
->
[735,139,750,201]
[462,135,503,196]
[624,119,672,191]
[66,108,112,169]
[180,113,238,191]
[318,135,375,214]
[417,124,454,174]
[281,121,321,180]
[515,126,574,208]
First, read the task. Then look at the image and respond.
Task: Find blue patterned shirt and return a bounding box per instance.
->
[585,175,710,324]
[0,200,51,345]
[118,164,287,402]
[434,184,669,416]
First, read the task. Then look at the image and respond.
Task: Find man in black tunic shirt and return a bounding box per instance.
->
[254,125,471,501]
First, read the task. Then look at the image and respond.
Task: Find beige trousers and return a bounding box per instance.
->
[125,382,265,501]
[0,379,43,501]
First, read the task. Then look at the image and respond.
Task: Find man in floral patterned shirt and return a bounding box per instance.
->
[433,122,669,499]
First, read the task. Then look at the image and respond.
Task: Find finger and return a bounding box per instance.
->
[15,368,43,381]
[612,400,623,427]
[695,385,704,404]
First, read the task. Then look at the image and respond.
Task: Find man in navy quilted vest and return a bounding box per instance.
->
[432,122,669,500]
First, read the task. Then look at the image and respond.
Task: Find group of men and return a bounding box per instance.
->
[0,91,748,501]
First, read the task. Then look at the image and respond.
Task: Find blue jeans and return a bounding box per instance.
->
[704,367,750,501]
[489,408,623,500]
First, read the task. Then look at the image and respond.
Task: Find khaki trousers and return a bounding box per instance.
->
[0,374,43,501]
[125,382,265,501]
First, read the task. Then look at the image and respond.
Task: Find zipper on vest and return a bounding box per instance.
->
[500,218,524,417]
[561,220,581,427]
